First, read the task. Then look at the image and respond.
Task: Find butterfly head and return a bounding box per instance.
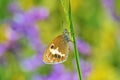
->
[63,29,71,42]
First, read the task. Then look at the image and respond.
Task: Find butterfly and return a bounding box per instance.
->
[43,29,71,64]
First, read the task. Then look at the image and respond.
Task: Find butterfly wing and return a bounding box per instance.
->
[43,35,69,64]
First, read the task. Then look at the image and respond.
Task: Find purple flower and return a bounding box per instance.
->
[0,57,7,66]
[102,0,114,10]
[0,43,8,57]
[25,7,49,23]
[76,38,91,55]
[9,3,49,51]
[20,52,45,71]
[9,5,49,52]
[0,3,49,72]
[73,59,92,80]
[32,74,45,80]
[8,3,49,71]
[5,27,21,41]
[80,59,92,78]
[38,64,72,80]
[30,59,91,80]
[9,2,22,13]
[102,0,120,21]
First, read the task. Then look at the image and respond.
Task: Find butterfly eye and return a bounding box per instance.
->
[51,45,54,49]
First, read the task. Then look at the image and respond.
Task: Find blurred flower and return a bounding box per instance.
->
[0,43,8,57]
[8,4,49,71]
[32,74,45,80]
[20,52,45,71]
[9,2,22,13]
[76,38,91,55]
[32,59,91,80]
[80,59,92,78]
[6,27,20,41]
[0,57,7,66]
[26,7,49,22]
[88,64,117,80]
[102,0,120,22]
[31,64,72,80]
[102,0,114,10]
[73,59,92,80]
[45,64,71,80]
[9,4,49,52]
[0,3,49,72]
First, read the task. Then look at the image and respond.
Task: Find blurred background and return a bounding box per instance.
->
[0,0,120,80]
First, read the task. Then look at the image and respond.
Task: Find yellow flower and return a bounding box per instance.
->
[99,19,116,52]
[88,64,117,80]
[0,24,7,43]
[12,74,25,80]
[19,0,34,10]
[70,0,82,12]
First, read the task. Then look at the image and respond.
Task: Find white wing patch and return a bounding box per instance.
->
[49,47,65,57]
[43,44,69,64]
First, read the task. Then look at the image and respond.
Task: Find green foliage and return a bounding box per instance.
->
[0,0,11,21]
[37,65,52,75]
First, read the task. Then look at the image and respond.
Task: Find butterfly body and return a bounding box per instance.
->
[43,29,70,64]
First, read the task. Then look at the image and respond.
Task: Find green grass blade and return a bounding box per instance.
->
[60,0,83,80]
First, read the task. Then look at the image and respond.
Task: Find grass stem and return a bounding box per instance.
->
[60,0,83,80]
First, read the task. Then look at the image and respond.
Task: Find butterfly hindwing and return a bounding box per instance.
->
[43,35,69,64]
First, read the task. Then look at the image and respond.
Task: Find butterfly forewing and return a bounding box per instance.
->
[43,35,69,64]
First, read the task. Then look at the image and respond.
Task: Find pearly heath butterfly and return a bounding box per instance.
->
[43,29,71,64]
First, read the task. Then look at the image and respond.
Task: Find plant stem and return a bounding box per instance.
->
[68,0,83,80]
[60,0,83,79]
